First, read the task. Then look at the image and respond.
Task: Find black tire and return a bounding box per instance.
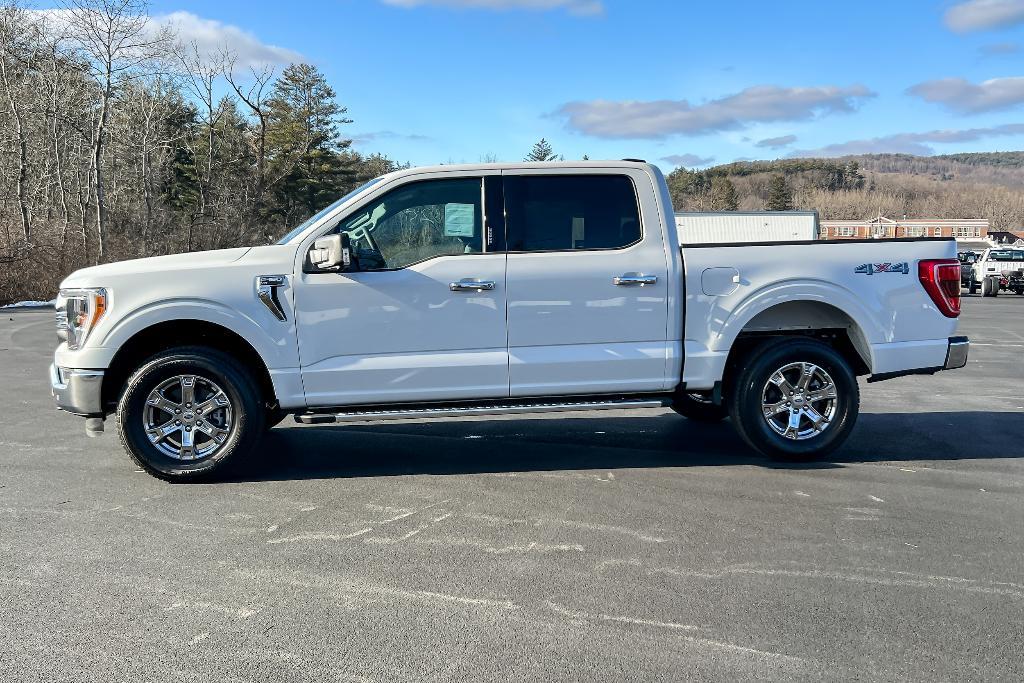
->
[672,391,728,422]
[727,338,859,462]
[982,277,995,297]
[115,346,265,481]
[968,279,978,295]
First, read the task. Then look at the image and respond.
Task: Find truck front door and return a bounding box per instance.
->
[294,174,509,407]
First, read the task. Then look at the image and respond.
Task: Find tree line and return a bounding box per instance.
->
[0,0,405,303]
[666,156,1024,231]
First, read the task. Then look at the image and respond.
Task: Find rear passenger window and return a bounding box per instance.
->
[504,175,641,252]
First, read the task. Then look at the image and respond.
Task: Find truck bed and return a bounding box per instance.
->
[679,237,960,389]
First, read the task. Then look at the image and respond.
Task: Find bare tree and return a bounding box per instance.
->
[223,53,275,218]
[59,0,173,261]
[0,3,39,243]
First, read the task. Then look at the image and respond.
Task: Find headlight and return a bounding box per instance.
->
[56,288,108,350]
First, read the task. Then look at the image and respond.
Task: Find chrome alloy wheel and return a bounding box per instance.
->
[143,375,233,460]
[760,362,838,441]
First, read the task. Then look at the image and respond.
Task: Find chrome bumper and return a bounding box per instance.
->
[944,336,969,370]
[50,364,105,416]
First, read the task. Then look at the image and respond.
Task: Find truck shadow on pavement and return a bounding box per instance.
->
[226,410,1020,482]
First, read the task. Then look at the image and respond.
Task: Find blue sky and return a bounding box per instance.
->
[64,0,1024,170]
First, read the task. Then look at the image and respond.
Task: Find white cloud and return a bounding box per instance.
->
[380,0,604,15]
[979,41,1021,54]
[945,0,1024,32]
[661,154,715,167]
[790,123,1024,157]
[157,12,302,69]
[555,85,874,139]
[755,134,797,149]
[35,8,301,70]
[351,130,433,145]
[907,76,1024,113]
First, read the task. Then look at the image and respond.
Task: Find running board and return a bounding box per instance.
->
[295,396,672,425]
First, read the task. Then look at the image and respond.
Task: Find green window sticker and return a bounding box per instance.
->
[444,203,476,237]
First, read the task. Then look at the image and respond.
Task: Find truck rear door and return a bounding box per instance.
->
[502,170,671,396]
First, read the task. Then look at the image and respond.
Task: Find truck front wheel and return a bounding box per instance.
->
[115,347,265,481]
[728,339,859,461]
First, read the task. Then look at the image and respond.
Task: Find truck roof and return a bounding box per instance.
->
[380,159,656,180]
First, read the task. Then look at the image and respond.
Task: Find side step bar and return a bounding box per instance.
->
[295,396,672,425]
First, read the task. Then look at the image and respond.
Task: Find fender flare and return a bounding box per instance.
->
[707,279,881,370]
[98,297,299,374]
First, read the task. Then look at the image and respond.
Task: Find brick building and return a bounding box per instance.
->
[819,214,988,241]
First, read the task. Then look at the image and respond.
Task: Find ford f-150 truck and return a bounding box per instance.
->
[51,161,969,481]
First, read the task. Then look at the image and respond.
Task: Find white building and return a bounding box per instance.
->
[675,211,819,244]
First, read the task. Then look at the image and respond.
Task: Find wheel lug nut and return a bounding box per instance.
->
[175,420,181,425]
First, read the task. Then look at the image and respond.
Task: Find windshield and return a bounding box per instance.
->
[988,250,1024,262]
[274,178,384,245]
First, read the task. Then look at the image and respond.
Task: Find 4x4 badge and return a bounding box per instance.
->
[855,262,909,275]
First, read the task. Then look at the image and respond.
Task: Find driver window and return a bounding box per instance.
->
[333,177,484,270]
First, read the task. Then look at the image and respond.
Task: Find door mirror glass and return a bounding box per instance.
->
[308,233,354,272]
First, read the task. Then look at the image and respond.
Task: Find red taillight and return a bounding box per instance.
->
[918,259,961,318]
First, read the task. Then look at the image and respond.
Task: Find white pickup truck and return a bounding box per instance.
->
[970,247,1024,296]
[51,161,969,481]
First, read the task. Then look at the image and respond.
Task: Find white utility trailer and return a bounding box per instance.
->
[675,211,819,244]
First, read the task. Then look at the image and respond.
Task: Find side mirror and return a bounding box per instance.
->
[308,233,354,272]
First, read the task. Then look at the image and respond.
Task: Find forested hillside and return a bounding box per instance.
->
[666,153,1024,231]
[0,2,405,304]
[3,1,1024,305]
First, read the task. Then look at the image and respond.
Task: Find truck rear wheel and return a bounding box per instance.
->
[727,338,859,461]
[982,276,998,297]
[115,347,265,481]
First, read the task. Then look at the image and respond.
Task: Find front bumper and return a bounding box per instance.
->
[50,363,105,416]
[944,336,969,370]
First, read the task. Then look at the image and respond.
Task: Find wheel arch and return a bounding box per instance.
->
[101,319,277,413]
[720,300,873,396]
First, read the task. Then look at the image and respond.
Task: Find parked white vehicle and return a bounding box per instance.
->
[969,247,1024,296]
[51,161,969,481]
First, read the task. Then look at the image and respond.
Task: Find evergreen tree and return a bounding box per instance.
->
[710,176,739,211]
[525,138,558,162]
[265,63,354,226]
[766,174,793,211]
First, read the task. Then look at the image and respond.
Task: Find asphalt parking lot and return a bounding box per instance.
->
[2,297,1023,682]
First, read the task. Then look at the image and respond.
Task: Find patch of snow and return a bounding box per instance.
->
[1,299,56,309]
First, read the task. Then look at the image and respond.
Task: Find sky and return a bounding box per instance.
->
[43,0,1024,171]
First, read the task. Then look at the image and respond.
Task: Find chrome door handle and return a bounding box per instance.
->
[449,279,496,292]
[613,274,658,286]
